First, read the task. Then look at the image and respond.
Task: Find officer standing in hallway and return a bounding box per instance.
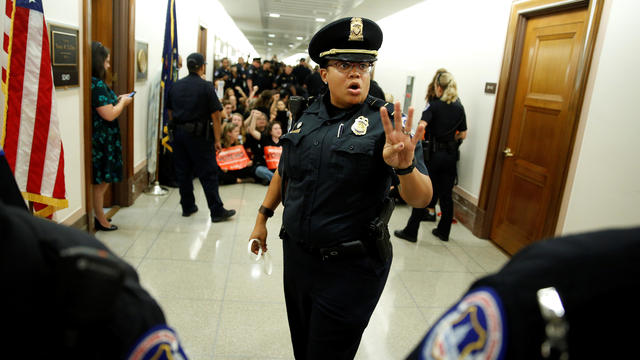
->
[167,52,235,222]
[395,71,466,242]
[249,17,432,359]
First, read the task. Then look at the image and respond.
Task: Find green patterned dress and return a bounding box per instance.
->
[91,77,123,184]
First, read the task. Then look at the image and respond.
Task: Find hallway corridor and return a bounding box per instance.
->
[96,181,509,359]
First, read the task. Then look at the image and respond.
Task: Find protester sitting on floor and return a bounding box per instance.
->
[217,122,255,185]
[253,121,283,185]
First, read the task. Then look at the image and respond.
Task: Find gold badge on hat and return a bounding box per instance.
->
[351,116,368,136]
[349,17,364,41]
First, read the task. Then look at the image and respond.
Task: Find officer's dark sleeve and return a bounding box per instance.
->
[413,141,428,175]
[458,102,468,132]
[420,106,432,123]
[0,149,28,211]
[1,200,187,359]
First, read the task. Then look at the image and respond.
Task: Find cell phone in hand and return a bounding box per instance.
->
[127,91,136,97]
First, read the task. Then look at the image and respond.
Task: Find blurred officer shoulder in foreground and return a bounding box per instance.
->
[0,198,189,359]
[406,226,640,360]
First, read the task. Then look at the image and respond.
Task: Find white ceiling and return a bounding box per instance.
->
[218,0,424,60]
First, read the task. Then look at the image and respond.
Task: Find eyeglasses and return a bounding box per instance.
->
[328,61,374,74]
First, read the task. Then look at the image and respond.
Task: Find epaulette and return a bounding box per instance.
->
[367,96,397,118]
[367,96,394,115]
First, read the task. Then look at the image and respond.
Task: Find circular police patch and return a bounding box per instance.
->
[127,325,188,360]
[418,287,506,360]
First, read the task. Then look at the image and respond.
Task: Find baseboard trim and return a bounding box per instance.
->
[452,186,488,239]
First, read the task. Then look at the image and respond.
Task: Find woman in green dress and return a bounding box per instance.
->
[91,41,133,231]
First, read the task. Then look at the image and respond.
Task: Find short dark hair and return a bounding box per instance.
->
[91,41,110,80]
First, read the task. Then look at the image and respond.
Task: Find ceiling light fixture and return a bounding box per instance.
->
[296,36,303,40]
[268,34,275,38]
[269,13,280,18]
[315,18,326,22]
[268,42,273,46]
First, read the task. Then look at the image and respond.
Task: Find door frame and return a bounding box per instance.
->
[82,0,136,231]
[474,0,603,239]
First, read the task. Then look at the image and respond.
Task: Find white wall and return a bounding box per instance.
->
[374,0,512,199]
[43,0,85,223]
[561,0,640,233]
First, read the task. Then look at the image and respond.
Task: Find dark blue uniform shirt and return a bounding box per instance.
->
[166,74,222,124]
[279,94,428,249]
[421,98,467,142]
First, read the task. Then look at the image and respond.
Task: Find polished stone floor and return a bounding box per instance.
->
[95,181,509,360]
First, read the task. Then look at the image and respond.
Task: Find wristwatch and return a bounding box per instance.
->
[394,158,416,175]
[258,205,274,218]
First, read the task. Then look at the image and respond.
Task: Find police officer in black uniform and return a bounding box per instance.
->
[275,64,296,90]
[406,226,640,360]
[167,52,235,222]
[395,71,467,242]
[214,57,232,90]
[249,17,433,360]
[246,57,261,93]
[1,197,189,358]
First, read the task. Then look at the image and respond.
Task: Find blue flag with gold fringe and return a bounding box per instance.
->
[160,0,179,151]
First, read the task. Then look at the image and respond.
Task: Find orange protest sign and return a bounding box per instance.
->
[217,145,251,171]
[264,146,282,170]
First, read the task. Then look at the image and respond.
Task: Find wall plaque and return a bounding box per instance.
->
[136,41,148,81]
[49,24,79,87]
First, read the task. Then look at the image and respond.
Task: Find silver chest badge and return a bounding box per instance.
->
[351,116,368,136]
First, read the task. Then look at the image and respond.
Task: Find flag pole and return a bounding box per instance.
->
[144,82,168,196]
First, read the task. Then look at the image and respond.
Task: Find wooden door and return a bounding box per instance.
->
[491,7,588,254]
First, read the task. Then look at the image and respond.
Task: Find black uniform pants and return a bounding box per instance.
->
[403,150,457,237]
[429,150,457,238]
[172,128,224,216]
[282,236,391,360]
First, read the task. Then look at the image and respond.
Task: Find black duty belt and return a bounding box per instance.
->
[299,240,369,261]
[434,140,458,152]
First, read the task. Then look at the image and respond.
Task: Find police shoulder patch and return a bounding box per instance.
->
[418,287,506,360]
[127,325,188,360]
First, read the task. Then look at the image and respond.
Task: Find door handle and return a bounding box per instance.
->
[503,147,514,157]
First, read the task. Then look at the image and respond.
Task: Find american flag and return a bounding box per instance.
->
[0,0,67,217]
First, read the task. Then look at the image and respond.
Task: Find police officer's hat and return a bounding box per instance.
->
[186,52,206,72]
[308,17,382,65]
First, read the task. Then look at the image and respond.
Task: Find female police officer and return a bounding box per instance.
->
[249,17,432,359]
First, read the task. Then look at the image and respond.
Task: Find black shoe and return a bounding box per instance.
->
[212,208,236,222]
[182,205,198,217]
[394,229,417,243]
[422,212,436,222]
[95,218,118,231]
[432,228,449,242]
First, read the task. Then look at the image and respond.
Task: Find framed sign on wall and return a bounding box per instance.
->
[136,41,148,81]
[49,23,79,87]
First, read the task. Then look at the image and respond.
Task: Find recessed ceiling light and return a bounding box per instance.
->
[268,34,275,38]
[289,43,294,48]
[315,18,325,22]
[269,13,280,18]
[268,42,273,46]
[296,36,303,40]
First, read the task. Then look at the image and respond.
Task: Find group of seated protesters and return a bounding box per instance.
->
[211,56,316,186]
[217,108,283,185]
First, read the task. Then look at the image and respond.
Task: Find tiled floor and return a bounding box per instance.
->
[95,181,509,360]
